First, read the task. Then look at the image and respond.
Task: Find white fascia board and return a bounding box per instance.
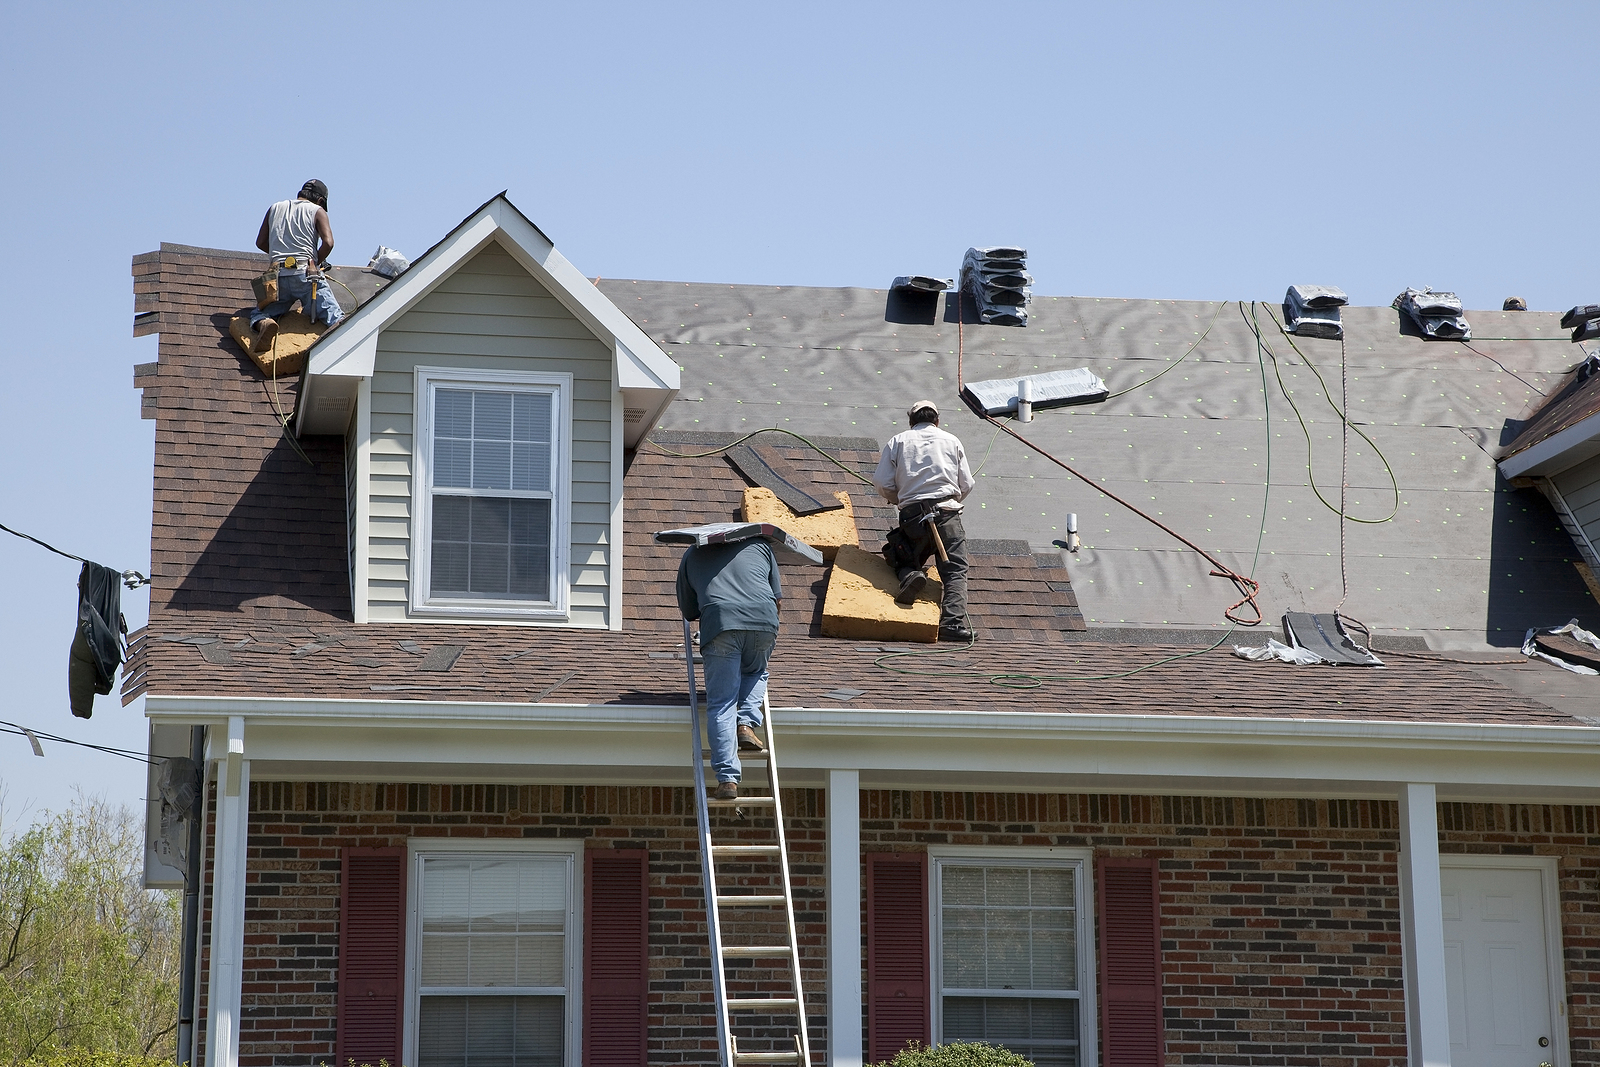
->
[1498,408,1600,478]
[486,201,680,394]
[306,212,501,379]
[144,696,1600,797]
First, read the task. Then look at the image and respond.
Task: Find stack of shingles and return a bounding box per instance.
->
[960,246,1032,327]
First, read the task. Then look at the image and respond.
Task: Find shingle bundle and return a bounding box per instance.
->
[1284,284,1348,340]
[961,246,1032,326]
[891,275,953,294]
[1561,304,1600,343]
[1394,287,1471,341]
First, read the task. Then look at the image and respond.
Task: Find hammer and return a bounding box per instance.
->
[921,511,949,563]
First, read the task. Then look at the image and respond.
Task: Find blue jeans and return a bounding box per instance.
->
[250,269,345,328]
[702,629,774,784]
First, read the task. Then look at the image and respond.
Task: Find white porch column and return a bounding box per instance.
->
[1398,782,1451,1067]
[206,716,250,1067]
[826,769,863,1067]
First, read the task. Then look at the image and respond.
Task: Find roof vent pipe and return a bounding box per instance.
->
[1016,377,1034,423]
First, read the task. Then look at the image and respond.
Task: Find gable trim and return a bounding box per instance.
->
[297,195,679,444]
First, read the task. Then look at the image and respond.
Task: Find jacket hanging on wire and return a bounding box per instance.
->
[68,561,126,719]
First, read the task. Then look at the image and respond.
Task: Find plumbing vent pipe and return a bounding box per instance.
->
[1016,377,1034,423]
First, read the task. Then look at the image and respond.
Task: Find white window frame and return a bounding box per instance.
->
[929,847,1097,1067]
[403,838,584,1067]
[411,366,573,619]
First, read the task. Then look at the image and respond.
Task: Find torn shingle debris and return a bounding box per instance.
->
[417,645,465,672]
[724,442,845,515]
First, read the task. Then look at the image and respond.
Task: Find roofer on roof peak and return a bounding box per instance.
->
[676,537,783,801]
[250,180,343,355]
[873,400,977,643]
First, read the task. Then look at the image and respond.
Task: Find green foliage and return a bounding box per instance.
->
[21,1051,172,1067]
[0,796,180,1065]
[872,1042,1035,1067]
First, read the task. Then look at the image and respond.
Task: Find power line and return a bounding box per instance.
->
[0,719,159,765]
[0,521,150,589]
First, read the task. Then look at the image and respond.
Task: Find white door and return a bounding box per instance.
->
[1441,864,1561,1067]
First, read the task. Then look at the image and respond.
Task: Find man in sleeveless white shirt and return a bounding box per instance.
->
[249,179,343,353]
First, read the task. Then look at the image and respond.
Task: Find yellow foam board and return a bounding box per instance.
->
[820,544,941,643]
[228,311,324,379]
[741,487,858,561]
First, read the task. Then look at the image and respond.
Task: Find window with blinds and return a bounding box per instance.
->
[415,852,574,1067]
[932,858,1089,1067]
[412,369,569,617]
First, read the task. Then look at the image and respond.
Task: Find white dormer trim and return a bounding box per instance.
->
[295,194,679,445]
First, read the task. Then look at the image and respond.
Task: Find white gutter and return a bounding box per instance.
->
[144,694,1600,750]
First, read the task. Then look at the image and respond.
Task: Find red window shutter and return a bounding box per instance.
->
[337,847,406,1066]
[1096,857,1164,1067]
[584,848,649,1067]
[866,851,929,1063]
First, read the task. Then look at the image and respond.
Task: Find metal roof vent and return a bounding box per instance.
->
[1394,287,1471,341]
[961,246,1032,326]
[1284,284,1347,339]
[891,275,953,294]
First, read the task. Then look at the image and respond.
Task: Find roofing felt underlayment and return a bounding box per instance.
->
[599,280,1593,648]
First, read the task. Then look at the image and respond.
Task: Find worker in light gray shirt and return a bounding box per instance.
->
[676,538,783,800]
[873,400,976,642]
[249,179,343,354]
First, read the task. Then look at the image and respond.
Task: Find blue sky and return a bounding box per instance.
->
[0,2,1592,827]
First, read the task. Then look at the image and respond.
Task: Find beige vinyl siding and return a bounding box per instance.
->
[366,240,613,626]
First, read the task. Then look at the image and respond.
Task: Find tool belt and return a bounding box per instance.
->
[897,497,955,525]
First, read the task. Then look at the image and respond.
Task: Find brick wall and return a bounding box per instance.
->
[207,782,827,1067]
[861,791,1600,1067]
[197,785,1600,1067]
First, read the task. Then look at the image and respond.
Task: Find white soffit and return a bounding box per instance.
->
[297,195,680,439]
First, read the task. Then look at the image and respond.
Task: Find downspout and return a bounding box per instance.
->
[175,725,206,1066]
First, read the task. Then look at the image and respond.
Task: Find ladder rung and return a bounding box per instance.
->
[704,750,768,762]
[717,894,786,907]
[721,944,791,957]
[708,796,775,808]
[713,844,781,857]
[735,1053,801,1064]
[727,997,799,1012]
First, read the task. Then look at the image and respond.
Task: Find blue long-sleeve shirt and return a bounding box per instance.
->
[675,539,783,642]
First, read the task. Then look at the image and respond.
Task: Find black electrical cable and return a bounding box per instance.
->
[1248,303,1401,525]
[0,521,150,588]
[0,719,160,764]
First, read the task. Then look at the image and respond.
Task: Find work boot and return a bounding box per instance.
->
[252,318,279,355]
[714,780,738,801]
[895,571,928,605]
[938,623,976,643]
[738,725,766,752]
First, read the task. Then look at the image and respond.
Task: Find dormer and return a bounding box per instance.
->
[294,195,679,629]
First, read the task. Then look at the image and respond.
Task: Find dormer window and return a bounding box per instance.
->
[412,367,572,618]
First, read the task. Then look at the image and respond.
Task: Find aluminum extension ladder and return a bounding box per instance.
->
[682,618,814,1067]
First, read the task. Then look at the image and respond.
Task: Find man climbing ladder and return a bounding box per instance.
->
[657,521,820,1067]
